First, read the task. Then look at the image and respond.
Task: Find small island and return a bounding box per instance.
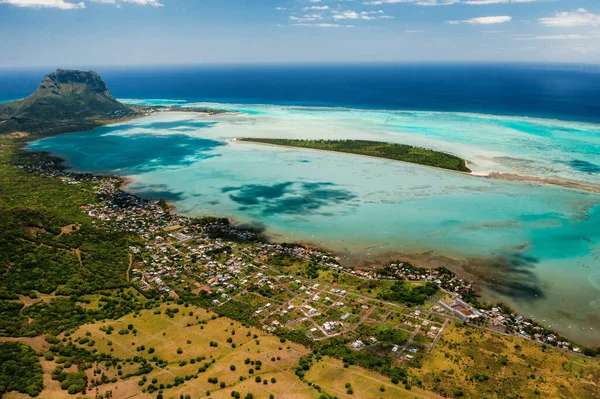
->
[239,138,471,172]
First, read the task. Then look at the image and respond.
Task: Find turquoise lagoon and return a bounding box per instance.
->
[28,103,600,345]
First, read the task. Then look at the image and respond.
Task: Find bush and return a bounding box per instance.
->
[0,342,44,397]
[60,371,88,394]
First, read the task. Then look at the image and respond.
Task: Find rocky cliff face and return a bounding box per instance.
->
[37,69,111,95]
[0,69,138,136]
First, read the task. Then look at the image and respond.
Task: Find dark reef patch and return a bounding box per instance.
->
[222,181,357,216]
[222,182,294,206]
[236,221,268,234]
[465,252,545,301]
[130,184,186,202]
[565,159,600,174]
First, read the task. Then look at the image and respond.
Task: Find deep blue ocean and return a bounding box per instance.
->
[2,63,600,123]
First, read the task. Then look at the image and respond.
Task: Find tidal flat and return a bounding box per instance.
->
[27,102,600,345]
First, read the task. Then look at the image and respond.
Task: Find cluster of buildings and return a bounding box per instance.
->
[84,178,585,356]
[18,157,588,358]
[15,153,98,182]
[439,296,482,320]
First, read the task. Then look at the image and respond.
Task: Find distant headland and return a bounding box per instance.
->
[0,69,228,138]
[0,69,138,137]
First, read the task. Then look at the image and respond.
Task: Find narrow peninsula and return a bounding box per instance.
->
[238,138,472,172]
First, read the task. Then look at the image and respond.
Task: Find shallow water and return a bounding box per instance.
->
[27,103,600,345]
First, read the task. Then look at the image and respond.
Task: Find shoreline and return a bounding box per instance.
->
[16,110,600,346]
[15,139,600,347]
[233,138,600,194]
[485,172,600,194]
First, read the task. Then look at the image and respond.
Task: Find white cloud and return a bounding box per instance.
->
[364,0,464,6]
[303,5,328,11]
[292,23,354,28]
[414,0,462,5]
[364,0,540,5]
[539,9,600,27]
[332,11,360,20]
[448,15,512,25]
[514,32,600,40]
[284,3,392,26]
[532,34,589,40]
[571,43,600,55]
[0,0,164,8]
[92,0,163,6]
[463,0,539,4]
[332,9,392,20]
[0,0,84,9]
[290,13,324,22]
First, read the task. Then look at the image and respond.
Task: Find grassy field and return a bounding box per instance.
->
[68,303,317,399]
[2,303,319,399]
[410,323,600,399]
[305,356,441,399]
[3,303,600,399]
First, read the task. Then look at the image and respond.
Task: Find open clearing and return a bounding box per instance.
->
[71,303,314,399]
[3,304,599,399]
[410,323,600,399]
[306,356,442,399]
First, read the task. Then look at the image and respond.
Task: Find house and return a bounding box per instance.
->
[351,340,365,349]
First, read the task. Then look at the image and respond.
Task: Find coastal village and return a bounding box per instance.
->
[17,155,587,361]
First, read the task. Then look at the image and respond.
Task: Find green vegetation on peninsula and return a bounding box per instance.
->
[239,138,472,172]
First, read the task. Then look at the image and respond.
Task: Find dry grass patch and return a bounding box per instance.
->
[411,323,600,398]
[64,303,313,398]
[305,356,440,399]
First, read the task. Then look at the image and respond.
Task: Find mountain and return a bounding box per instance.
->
[0,69,138,136]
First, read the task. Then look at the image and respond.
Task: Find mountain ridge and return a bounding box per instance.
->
[0,69,138,137]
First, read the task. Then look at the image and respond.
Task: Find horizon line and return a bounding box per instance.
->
[2,60,600,71]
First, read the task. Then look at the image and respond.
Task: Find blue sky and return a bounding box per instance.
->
[1,0,600,66]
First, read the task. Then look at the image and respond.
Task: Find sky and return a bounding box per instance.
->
[1,0,600,67]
